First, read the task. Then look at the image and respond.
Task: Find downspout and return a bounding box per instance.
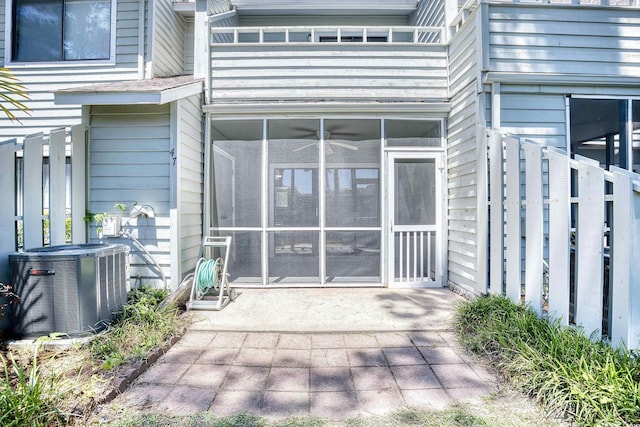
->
[203,112,212,242]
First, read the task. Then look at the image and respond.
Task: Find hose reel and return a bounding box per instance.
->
[187,236,236,311]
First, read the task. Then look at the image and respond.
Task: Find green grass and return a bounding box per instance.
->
[95,407,491,427]
[455,294,640,426]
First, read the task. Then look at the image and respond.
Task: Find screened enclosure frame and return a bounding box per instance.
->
[204,116,446,287]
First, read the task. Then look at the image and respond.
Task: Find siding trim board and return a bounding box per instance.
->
[204,101,451,116]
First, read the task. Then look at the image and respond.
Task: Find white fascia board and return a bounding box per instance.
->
[203,101,451,116]
[54,83,202,106]
[158,83,203,104]
[484,72,640,87]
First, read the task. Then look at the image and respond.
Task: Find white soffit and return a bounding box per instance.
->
[54,76,204,106]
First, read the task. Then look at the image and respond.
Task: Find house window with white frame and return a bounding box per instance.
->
[12,0,111,62]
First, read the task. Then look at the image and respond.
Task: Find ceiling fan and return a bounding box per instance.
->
[290,126,359,155]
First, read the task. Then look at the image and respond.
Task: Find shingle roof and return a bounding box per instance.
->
[56,75,202,94]
[54,75,204,105]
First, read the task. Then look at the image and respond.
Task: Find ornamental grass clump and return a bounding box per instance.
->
[0,345,68,426]
[455,294,640,426]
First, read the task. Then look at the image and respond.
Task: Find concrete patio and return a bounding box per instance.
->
[99,288,532,421]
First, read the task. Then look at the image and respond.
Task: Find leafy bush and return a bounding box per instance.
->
[455,295,640,426]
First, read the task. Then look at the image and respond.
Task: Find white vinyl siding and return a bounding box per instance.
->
[89,104,171,288]
[447,84,482,293]
[410,0,444,42]
[238,15,409,27]
[499,92,567,149]
[174,94,203,283]
[447,8,484,294]
[210,44,448,101]
[448,8,478,97]
[0,0,142,140]
[152,0,185,77]
[488,4,640,78]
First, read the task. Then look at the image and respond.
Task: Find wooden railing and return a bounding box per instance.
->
[487,130,640,350]
[209,25,445,44]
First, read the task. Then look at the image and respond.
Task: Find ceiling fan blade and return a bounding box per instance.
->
[329,141,358,151]
[292,142,317,152]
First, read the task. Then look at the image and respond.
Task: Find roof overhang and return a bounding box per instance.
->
[54,76,204,106]
[204,100,451,117]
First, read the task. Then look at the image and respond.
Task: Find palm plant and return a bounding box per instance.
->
[0,67,29,121]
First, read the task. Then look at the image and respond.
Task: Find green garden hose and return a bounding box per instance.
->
[194,257,223,300]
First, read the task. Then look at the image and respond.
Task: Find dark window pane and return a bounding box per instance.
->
[64,0,111,60]
[14,0,63,61]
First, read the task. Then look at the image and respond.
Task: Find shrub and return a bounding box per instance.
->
[455,295,640,426]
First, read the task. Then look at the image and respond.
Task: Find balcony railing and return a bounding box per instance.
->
[210,26,445,45]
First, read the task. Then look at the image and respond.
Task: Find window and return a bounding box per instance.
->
[12,0,111,62]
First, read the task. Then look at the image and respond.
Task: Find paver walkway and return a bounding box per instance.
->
[113,329,497,419]
[100,288,515,420]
